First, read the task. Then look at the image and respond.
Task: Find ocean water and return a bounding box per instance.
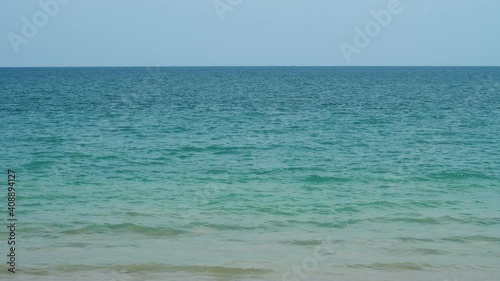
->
[0,67,499,281]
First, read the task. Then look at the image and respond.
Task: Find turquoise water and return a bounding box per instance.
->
[1,67,499,281]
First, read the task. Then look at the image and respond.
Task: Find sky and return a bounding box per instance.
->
[1,0,499,67]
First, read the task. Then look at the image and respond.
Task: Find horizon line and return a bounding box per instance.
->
[1,65,500,68]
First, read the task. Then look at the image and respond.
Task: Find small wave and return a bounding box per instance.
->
[61,223,184,236]
[374,215,496,225]
[60,242,91,248]
[168,265,273,275]
[178,145,249,155]
[303,175,350,184]
[20,202,44,207]
[285,219,361,229]
[253,207,298,216]
[108,211,156,217]
[357,200,400,208]
[370,217,441,225]
[426,170,497,181]
[442,235,500,243]
[348,262,432,271]
[396,237,435,243]
[335,206,360,213]
[281,239,323,246]
[42,263,273,276]
[188,222,260,231]
[394,248,450,255]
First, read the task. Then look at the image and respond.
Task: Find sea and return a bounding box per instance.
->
[0,67,499,281]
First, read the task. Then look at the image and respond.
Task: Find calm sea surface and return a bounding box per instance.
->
[0,67,499,281]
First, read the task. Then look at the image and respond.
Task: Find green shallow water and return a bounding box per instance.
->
[0,67,499,280]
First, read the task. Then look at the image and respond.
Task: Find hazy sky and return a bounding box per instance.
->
[1,0,499,67]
